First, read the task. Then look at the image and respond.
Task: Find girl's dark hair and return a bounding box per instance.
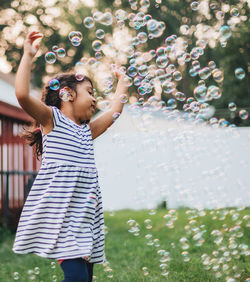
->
[21,73,93,160]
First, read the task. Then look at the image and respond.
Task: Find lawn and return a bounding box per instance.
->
[0,207,249,281]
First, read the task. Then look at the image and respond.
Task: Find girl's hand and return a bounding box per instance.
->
[111,63,125,80]
[24,31,43,57]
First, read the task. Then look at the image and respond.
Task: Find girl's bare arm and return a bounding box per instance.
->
[89,71,128,140]
[15,31,53,128]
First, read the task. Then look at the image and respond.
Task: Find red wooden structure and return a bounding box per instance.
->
[0,88,41,230]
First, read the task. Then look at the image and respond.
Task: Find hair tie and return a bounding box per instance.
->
[35,127,40,132]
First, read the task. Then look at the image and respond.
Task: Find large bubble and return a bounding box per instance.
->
[45,52,56,64]
[234,68,245,80]
[83,16,95,28]
[49,79,60,90]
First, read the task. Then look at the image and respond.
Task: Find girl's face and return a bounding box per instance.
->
[74,80,96,122]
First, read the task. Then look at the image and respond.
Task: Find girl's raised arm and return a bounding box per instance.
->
[89,70,128,140]
[15,31,53,128]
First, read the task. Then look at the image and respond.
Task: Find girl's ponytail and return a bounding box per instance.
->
[22,73,93,160]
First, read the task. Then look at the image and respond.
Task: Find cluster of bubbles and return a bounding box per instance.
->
[68,31,83,47]
[13,262,58,281]
[43,0,248,129]
[126,207,249,280]
[44,3,249,126]
[127,219,140,236]
[45,46,66,64]
[102,261,114,279]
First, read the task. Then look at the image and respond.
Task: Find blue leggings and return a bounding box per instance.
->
[60,258,94,282]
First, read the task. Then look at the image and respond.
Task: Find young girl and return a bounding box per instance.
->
[12,31,128,282]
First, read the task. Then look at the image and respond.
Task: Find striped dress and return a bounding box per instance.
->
[12,106,106,264]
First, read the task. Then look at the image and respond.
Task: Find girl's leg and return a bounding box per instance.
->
[60,258,89,282]
[86,262,94,282]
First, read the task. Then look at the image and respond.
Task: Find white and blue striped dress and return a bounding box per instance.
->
[12,106,106,264]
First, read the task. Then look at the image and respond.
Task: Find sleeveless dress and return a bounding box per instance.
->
[12,106,106,264]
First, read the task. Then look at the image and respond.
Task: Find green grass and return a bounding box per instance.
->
[0,207,249,282]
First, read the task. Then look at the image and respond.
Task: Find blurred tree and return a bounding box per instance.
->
[0,0,249,125]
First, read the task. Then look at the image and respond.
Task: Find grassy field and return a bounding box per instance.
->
[0,207,249,282]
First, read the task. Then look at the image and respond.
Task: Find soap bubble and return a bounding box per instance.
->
[137,32,148,44]
[144,219,152,229]
[13,272,19,280]
[45,51,56,64]
[175,92,186,102]
[194,85,207,102]
[156,46,166,57]
[34,267,40,275]
[127,66,138,77]
[165,35,176,46]
[167,98,177,109]
[115,9,128,21]
[173,71,182,81]
[156,56,168,68]
[207,85,221,99]
[162,81,175,94]
[120,94,128,103]
[52,45,59,52]
[160,264,169,276]
[239,109,248,120]
[208,61,216,70]
[95,51,103,60]
[132,12,145,30]
[112,112,121,121]
[127,219,140,235]
[99,12,113,26]
[138,65,148,76]
[230,7,239,16]
[92,40,102,51]
[219,25,232,41]
[190,48,200,60]
[68,31,82,46]
[199,67,211,80]
[83,16,95,28]
[234,68,245,80]
[140,0,150,9]
[192,60,200,70]
[181,251,190,262]
[68,31,82,42]
[153,238,160,247]
[228,102,237,111]
[75,73,85,81]
[57,48,66,58]
[147,19,165,38]
[71,38,81,46]
[49,79,60,90]
[180,24,189,35]
[59,88,70,102]
[189,68,198,77]
[96,29,105,39]
[212,69,224,83]
[190,1,199,11]
[142,266,149,276]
